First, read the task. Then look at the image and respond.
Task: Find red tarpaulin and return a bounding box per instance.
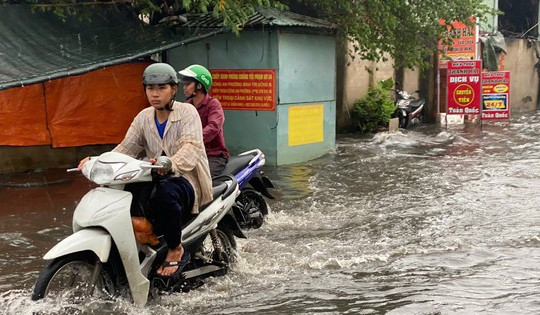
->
[0,62,150,147]
[0,84,51,146]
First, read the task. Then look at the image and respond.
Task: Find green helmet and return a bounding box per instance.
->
[178,64,212,92]
[142,63,178,85]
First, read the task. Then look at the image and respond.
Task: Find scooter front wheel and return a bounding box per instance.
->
[32,251,116,303]
[399,115,409,129]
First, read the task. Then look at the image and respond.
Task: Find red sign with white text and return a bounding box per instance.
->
[481,71,510,120]
[447,60,482,115]
[210,69,276,111]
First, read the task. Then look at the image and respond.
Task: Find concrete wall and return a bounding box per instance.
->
[275,101,335,164]
[504,38,539,112]
[168,30,336,166]
[335,42,372,131]
[336,40,420,131]
[168,31,280,163]
[276,32,336,164]
[402,68,421,94]
[5,33,537,174]
[0,144,114,175]
[476,1,539,112]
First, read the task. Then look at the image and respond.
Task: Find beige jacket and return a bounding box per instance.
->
[113,101,213,213]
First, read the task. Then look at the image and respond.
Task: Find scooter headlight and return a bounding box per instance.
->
[90,161,125,185]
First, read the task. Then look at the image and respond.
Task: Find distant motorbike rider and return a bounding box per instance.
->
[178,64,229,177]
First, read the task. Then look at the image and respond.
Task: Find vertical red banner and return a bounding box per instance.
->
[481,71,510,120]
[210,69,276,111]
[447,60,482,115]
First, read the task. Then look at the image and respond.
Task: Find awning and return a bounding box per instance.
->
[0,4,225,91]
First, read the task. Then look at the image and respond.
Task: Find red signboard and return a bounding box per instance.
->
[447,60,482,115]
[481,71,510,121]
[210,69,276,111]
[438,18,477,68]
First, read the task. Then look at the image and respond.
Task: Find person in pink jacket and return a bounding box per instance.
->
[178,64,229,177]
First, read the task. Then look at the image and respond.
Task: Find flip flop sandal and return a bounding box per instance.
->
[153,252,191,289]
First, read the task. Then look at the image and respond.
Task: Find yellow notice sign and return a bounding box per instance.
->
[288,104,324,146]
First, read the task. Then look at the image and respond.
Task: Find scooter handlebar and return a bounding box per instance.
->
[140,164,164,169]
[67,161,164,172]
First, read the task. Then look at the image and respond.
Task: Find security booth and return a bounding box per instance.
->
[168,8,337,165]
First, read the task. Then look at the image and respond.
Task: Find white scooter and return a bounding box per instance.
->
[31,152,240,305]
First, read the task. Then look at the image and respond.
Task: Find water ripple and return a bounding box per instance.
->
[4,114,540,313]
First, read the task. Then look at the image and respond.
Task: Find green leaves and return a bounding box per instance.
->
[293,0,497,69]
[181,0,287,34]
[27,0,287,35]
[352,78,396,133]
[25,0,497,70]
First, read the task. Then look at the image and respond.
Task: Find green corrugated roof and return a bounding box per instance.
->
[0,5,333,91]
[183,7,335,30]
[0,4,224,91]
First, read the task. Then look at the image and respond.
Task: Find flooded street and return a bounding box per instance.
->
[3,113,540,314]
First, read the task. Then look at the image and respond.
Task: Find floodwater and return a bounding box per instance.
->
[3,114,540,314]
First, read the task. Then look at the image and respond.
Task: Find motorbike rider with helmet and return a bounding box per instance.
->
[78,62,212,279]
[178,64,229,177]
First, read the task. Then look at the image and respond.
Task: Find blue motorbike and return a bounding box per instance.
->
[219,149,275,230]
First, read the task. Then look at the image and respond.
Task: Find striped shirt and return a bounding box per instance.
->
[113,101,213,213]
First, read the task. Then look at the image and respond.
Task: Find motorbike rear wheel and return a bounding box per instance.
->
[234,188,269,229]
[199,227,236,276]
[244,188,269,216]
[32,252,116,303]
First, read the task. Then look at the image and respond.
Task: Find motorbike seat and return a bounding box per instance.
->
[211,181,228,200]
[197,180,230,214]
[219,152,258,176]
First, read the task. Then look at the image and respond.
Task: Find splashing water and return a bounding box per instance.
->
[3,115,540,313]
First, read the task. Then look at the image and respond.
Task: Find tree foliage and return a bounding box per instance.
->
[16,0,497,69]
[22,0,287,34]
[286,0,497,69]
[352,78,395,133]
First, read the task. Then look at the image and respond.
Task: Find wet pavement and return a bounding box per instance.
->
[3,113,540,314]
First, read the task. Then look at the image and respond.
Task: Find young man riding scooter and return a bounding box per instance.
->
[78,63,212,279]
[178,64,229,177]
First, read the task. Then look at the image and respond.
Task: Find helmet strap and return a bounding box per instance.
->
[165,94,176,111]
[166,85,179,111]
